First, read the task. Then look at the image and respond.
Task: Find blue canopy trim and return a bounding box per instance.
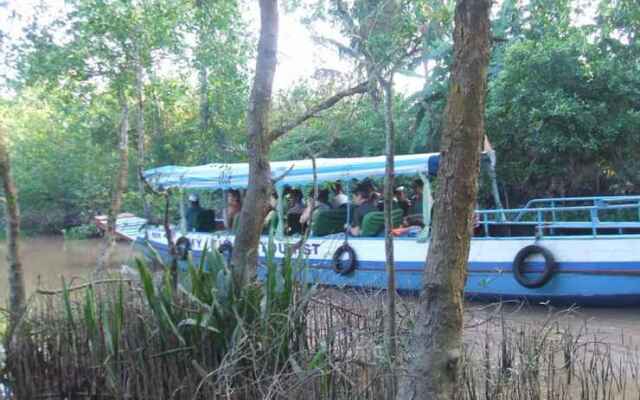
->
[143,153,443,191]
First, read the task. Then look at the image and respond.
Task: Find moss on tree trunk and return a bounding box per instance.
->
[0,124,26,325]
[397,1,492,399]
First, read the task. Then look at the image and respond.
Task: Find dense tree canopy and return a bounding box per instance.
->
[0,0,638,231]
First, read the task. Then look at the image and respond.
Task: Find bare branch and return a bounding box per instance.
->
[138,170,168,196]
[36,279,133,295]
[311,35,362,60]
[268,80,369,142]
[271,164,295,185]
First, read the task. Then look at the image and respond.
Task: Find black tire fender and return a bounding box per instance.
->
[175,237,191,261]
[513,244,556,288]
[332,243,358,275]
[218,240,233,264]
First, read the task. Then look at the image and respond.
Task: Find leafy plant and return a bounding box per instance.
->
[62,223,101,240]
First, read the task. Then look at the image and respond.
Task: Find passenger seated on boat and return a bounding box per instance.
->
[196,209,217,232]
[394,186,410,216]
[391,225,422,237]
[405,178,425,227]
[360,208,404,236]
[225,189,242,230]
[348,185,378,236]
[359,179,383,210]
[310,206,352,236]
[331,182,349,209]
[409,178,423,213]
[262,191,279,233]
[186,194,203,232]
[286,189,305,235]
[300,188,331,228]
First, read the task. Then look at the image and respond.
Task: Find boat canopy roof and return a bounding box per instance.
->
[143,152,441,190]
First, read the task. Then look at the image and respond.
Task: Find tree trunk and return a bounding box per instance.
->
[196,0,210,139]
[229,0,367,288]
[199,63,210,134]
[0,125,26,324]
[230,0,278,288]
[136,55,151,221]
[96,98,129,273]
[148,67,168,166]
[381,76,398,399]
[397,1,491,399]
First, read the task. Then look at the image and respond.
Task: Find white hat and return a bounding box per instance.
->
[334,193,349,207]
[188,194,199,202]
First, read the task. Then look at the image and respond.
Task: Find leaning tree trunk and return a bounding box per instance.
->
[230,0,278,288]
[397,1,491,399]
[147,66,169,165]
[198,63,210,135]
[0,125,26,324]
[195,0,210,138]
[136,54,151,221]
[96,98,130,274]
[381,76,398,399]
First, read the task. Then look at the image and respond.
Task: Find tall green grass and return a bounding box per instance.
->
[0,312,6,371]
[0,313,6,340]
[4,239,348,399]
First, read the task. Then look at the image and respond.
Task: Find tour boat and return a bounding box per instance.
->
[135,153,640,306]
[94,213,147,241]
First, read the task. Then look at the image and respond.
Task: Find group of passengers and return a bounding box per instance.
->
[276,179,426,236]
[185,178,426,237]
[185,189,242,232]
[349,178,425,236]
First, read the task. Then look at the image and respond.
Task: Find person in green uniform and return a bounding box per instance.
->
[348,184,378,236]
[186,194,203,232]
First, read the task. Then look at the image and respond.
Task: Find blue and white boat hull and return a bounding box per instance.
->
[137,228,640,306]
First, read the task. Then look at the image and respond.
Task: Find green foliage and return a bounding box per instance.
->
[4,0,250,232]
[0,312,6,342]
[486,0,640,203]
[134,239,314,370]
[62,224,101,240]
[271,92,417,159]
[8,241,316,397]
[412,0,640,205]
[3,0,640,234]
[1,87,115,231]
[0,315,5,372]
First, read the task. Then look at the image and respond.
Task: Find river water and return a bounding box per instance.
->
[0,236,136,297]
[1,236,640,346]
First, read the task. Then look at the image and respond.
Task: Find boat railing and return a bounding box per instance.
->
[513,195,640,221]
[476,195,640,238]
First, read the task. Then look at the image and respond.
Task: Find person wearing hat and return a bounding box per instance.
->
[186,193,203,232]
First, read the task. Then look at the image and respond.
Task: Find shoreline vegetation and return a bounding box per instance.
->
[1,249,638,399]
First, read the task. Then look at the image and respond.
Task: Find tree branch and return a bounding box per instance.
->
[268,81,369,142]
[36,279,133,295]
[271,164,295,185]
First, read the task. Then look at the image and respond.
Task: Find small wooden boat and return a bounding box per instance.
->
[94,213,147,242]
[134,153,640,306]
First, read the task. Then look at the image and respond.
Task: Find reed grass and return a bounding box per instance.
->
[1,251,639,399]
